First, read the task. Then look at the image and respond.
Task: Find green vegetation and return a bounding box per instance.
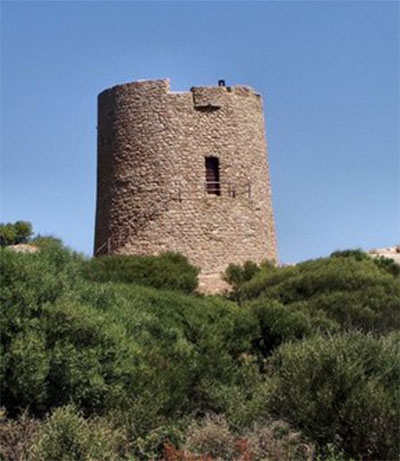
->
[83,252,200,294]
[0,224,399,460]
[0,220,33,247]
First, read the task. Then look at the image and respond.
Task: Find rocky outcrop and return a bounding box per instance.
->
[369,246,400,265]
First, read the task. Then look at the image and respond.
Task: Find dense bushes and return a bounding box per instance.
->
[0,246,138,416]
[1,239,399,460]
[1,408,314,461]
[0,244,259,452]
[83,252,200,294]
[249,300,313,360]
[223,260,262,289]
[30,405,127,461]
[267,333,400,460]
[234,254,400,335]
[331,248,400,276]
[0,406,127,461]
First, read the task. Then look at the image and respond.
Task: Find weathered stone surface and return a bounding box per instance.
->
[94,79,278,291]
[6,244,39,253]
[369,246,400,265]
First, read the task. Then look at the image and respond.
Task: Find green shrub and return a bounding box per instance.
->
[30,405,127,461]
[200,355,269,430]
[0,246,80,349]
[130,423,184,460]
[105,284,258,424]
[238,256,400,335]
[331,248,400,277]
[0,247,138,416]
[265,258,392,302]
[304,286,400,333]
[371,255,400,277]
[330,249,369,261]
[0,220,33,247]
[1,247,257,429]
[0,245,84,349]
[4,329,49,411]
[0,223,16,247]
[83,252,199,294]
[236,264,297,302]
[32,234,65,251]
[223,260,277,303]
[266,333,400,460]
[249,300,312,359]
[1,295,140,416]
[2,241,399,460]
[13,221,33,244]
[224,260,262,287]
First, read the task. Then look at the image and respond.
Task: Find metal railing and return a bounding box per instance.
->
[95,180,252,256]
[204,181,251,198]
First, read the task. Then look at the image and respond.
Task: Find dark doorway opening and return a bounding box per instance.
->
[205,156,221,196]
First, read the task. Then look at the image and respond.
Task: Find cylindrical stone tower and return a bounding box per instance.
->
[94,79,277,290]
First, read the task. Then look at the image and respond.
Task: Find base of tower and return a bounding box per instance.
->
[197,272,232,295]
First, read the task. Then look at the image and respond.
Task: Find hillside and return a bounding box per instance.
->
[0,238,399,460]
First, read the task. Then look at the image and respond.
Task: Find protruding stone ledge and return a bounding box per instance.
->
[191,86,226,109]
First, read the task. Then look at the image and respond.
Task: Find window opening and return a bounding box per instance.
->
[205,156,221,196]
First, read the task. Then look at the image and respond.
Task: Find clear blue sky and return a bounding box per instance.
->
[1,1,399,263]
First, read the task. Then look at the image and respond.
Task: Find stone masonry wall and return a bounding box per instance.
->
[94,79,277,289]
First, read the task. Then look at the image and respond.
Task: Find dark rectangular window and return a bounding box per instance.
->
[205,156,220,196]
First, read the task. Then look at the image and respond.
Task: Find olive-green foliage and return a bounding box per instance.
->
[2,240,400,460]
[129,423,184,460]
[0,223,16,247]
[0,245,134,416]
[223,260,262,289]
[31,234,65,251]
[237,254,400,334]
[30,405,127,461]
[331,248,400,277]
[0,245,257,442]
[267,333,400,460]
[249,300,313,360]
[103,284,258,435]
[0,220,33,246]
[83,252,200,294]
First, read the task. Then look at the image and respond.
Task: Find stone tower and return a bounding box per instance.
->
[94,79,277,290]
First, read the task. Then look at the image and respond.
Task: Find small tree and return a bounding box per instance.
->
[0,224,17,247]
[14,221,33,244]
[0,221,33,247]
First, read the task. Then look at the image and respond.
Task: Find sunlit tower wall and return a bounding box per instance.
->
[94,79,277,289]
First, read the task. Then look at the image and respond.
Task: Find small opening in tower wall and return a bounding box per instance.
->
[205,156,221,196]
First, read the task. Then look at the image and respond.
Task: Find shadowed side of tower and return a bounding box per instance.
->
[94,79,277,292]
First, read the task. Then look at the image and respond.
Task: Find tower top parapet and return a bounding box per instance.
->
[98,78,261,99]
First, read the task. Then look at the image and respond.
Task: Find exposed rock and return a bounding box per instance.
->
[369,246,400,265]
[6,244,39,254]
[197,273,231,295]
